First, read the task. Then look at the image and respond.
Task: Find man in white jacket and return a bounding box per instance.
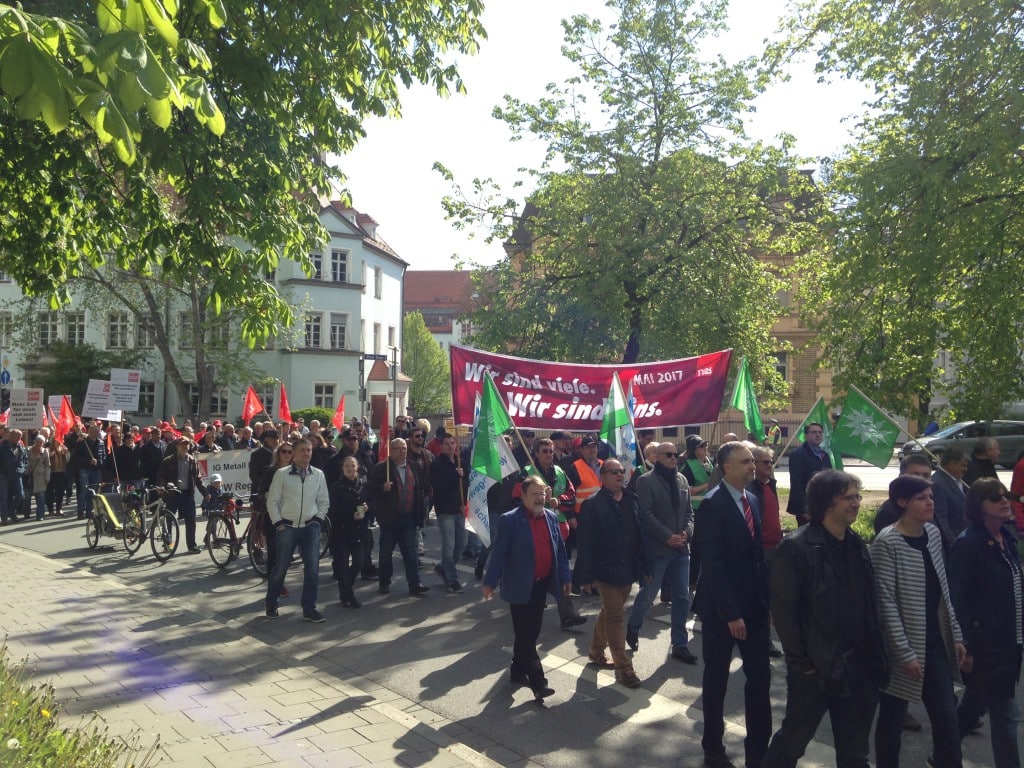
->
[265,438,330,622]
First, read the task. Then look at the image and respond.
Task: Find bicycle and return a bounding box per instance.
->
[203,493,247,569]
[121,486,181,563]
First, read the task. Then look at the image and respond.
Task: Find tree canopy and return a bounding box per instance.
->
[0,0,486,346]
[783,0,1024,418]
[402,311,452,417]
[440,0,817,400]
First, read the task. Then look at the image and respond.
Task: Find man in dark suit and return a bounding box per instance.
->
[693,441,771,768]
[482,475,571,700]
[786,423,831,525]
[931,448,969,546]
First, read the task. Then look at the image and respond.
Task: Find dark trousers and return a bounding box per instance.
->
[957,656,1022,768]
[510,579,550,688]
[166,490,198,549]
[360,528,376,576]
[261,508,279,576]
[700,616,772,766]
[763,657,879,768]
[330,536,366,603]
[875,633,962,768]
[46,471,66,514]
[378,518,421,590]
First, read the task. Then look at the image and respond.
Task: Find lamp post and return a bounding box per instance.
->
[390,346,399,427]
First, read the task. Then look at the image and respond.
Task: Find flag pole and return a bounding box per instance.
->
[454,429,465,508]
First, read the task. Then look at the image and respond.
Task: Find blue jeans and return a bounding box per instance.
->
[378,518,421,590]
[77,468,101,517]
[438,513,468,585]
[266,523,321,614]
[628,549,691,648]
[33,490,46,520]
[958,657,1022,768]
[875,633,962,768]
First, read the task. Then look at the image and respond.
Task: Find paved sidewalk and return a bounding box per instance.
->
[0,542,504,768]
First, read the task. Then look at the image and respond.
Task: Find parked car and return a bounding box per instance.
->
[899,420,1024,469]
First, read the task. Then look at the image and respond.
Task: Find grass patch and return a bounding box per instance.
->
[777,486,884,542]
[0,644,158,768]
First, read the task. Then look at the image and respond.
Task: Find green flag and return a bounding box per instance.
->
[831,386,902,469]
[471,373,514,480]
[796,396,843,471]
[599,372,638,477]
[729,357,765,443]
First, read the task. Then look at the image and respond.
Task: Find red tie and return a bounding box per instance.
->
[741,493,756,540]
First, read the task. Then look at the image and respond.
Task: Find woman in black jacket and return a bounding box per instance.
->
[949,478,1024,768]
[328,456,370,608]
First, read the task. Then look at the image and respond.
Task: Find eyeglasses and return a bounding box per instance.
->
[660,452,679,458]
[984,493,1012,503]
[603,469,626,476]
[757,459,773,465]
[537,449,553,454]
[841,493,863,502]
[279,449,293,455]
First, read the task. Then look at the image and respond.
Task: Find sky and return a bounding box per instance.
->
[336,0,871,272]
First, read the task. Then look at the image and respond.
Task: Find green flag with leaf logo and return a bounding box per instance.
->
[831,386,902,469]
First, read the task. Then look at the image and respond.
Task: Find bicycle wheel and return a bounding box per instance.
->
[205,514,237,569]
[85,517,100,549]
[246,521,269,578]
[150,509,180,562]
[122,509,144,555]
[318,517,331,559]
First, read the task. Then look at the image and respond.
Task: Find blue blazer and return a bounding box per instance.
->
[692,481,769,627]
[484,506,572,604]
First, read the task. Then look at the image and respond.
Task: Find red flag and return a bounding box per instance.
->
[331,395,346,431]
[59,395,76,440]
[277,382,292,423]
[0,409,7,425]
[106,426,113,453]
[378,399,390,462]
[241,386,264,424]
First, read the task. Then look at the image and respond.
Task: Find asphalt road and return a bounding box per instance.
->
[0,501,1009,768]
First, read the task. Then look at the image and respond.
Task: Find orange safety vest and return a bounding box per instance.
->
[573,458,602,514]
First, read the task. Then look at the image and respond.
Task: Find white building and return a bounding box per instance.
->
[0,203,411,428]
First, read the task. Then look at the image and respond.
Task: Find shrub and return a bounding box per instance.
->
[0,645,158,768]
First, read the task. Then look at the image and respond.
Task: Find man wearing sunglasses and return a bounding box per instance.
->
[626,442,697,664]
[576,459,648,688]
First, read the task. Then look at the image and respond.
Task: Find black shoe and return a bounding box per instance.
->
[569,586,583,598]
[768,642,783,659]
[378,583,390,594]
[626,627,639,652]
[560,615,587,629]
[445,582,463,594]
[671,645,698,664]
[531,685,555,699]
[265,606,279,619]
[410,584,430,596]
[474,564,484,580]
[303,609,326,623]
[341,597,361,609]
[187,546,202,554]
[660,591,672,604]
[434,564,444,576]
[963,717,984,734]
[703,752,736,768]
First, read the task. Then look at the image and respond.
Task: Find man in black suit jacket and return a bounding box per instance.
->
[693,441,771,768]
[786,423,831,525]
[931,448,969,547]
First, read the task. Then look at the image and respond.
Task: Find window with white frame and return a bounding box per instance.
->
[188,384,228,416]
[387,325,395,347]
[309,252,323,280]
[330,249,348,283]
[65,312,86,346]
[179,312,194,349]
[0,312,12,347]
[208,322,231,350]
[136,317,156,349]
[329,313,347,350]
[137,382,155,415]
[313,383,336,409]
[107,311,130,349]
[373,323,381,354]
[39,312,59,347]
[374,266,383,299]
[773,352,789,381]
[256,386,275,417]
[304,313,322,349]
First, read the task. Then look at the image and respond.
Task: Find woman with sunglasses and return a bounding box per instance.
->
[948,478,1023,768]
[872,474,966,768]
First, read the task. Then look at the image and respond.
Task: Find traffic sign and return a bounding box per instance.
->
[363,354,388,361]
[0,370,10,386]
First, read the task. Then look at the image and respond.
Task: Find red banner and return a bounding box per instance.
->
[450,345,733,429]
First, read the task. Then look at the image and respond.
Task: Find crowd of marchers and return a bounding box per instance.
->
[1,416,1021,768]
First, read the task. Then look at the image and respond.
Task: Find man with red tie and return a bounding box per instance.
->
[692,441,771,768]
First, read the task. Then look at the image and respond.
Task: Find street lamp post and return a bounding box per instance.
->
[390,346,399,427]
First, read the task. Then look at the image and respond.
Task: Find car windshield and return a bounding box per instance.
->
[927,421,976,440]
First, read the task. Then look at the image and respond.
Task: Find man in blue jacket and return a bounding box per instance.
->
[483,474,571,700]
